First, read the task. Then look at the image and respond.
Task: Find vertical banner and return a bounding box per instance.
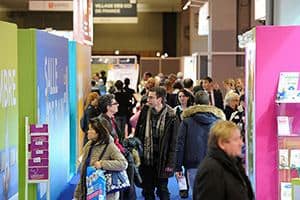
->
[28,125,49,182]
[73,0,93,45]
[36,30,69,200]
[0,21,18,200]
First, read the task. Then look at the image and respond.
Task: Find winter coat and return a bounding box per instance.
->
[74,140,128,200]
[193,147,254,200]
[175,105,225,171]
[135,105,179,178]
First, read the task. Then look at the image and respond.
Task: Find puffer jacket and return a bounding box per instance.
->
[175,105,225,171]
[74,140,128,200]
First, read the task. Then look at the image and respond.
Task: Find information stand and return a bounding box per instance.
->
[25,117,50,200]
[276,72,300,200]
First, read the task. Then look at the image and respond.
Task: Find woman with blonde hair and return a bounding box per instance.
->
[193,120,254,200]
[80,92,101,145]
[74,118,128,200]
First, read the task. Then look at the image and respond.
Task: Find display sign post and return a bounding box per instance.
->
[27,124,49,182]
[25,118,50,200]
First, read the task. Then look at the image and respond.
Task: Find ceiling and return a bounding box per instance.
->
[0,0,182,12]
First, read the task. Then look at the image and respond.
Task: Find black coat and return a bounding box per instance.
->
[193,147,254,200]
[135,105,179,178]
[213,89,224,110]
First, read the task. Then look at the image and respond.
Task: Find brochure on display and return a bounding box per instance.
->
[277,116,292,136]
[279,149,289,169]
[276,72,300,103]
[290,149,300,168]
[281,182,292,200]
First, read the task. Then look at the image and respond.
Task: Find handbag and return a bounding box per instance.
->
[85,166,106,200]
[99,144,130,194]
[104,170,130,194]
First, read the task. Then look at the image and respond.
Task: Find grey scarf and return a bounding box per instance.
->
[144,106,168,165]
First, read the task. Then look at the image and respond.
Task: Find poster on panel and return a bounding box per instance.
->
[0,21,18,200]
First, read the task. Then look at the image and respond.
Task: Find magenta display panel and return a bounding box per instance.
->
[255,26,300,200]
[28,124,49,181]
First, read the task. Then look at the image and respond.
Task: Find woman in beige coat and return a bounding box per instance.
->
[74,118,128,200]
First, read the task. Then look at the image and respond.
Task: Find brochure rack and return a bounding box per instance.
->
[277,90,300,200]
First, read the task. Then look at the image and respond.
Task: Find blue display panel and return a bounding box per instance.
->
[36,30,70,200]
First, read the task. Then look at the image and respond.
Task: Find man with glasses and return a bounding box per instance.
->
[135,86,179,200]
[98,94,120,140]
[98,94,137,200]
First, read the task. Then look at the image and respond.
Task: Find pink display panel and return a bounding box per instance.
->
[255,26,300,200]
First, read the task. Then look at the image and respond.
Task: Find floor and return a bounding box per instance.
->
[136,176,193,200]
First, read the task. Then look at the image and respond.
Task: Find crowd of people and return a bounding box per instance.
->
[74,71,253,200]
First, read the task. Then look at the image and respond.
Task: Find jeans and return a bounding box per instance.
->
[187,168,198,193]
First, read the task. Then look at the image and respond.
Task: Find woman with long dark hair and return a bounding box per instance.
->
[74,118,128,200]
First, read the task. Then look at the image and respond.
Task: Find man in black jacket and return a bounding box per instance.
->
[202,76,224,110]
[135,86,179,200]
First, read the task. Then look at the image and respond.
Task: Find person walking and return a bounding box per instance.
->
[193,120,254,200]
[135,86,179,200]
[175,91,225,194]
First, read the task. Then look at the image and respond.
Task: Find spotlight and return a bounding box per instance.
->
[114,50,120,55]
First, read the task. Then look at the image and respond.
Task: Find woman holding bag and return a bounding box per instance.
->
[74,118,128,200]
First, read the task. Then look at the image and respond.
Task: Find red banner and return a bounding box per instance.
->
[73,0,93,45]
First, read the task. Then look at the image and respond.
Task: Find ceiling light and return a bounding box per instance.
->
[183,1,191,10]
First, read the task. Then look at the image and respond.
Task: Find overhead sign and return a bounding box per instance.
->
[29,1,73,11]
[93,0,138,24]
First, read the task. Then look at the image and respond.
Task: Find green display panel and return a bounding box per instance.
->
[18,29,37,200]
[0,21,19,200]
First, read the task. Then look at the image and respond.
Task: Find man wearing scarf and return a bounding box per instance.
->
[135,86,179,200]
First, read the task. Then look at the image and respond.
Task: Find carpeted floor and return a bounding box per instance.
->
[136,176,192,200]
[58,174,193,200]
